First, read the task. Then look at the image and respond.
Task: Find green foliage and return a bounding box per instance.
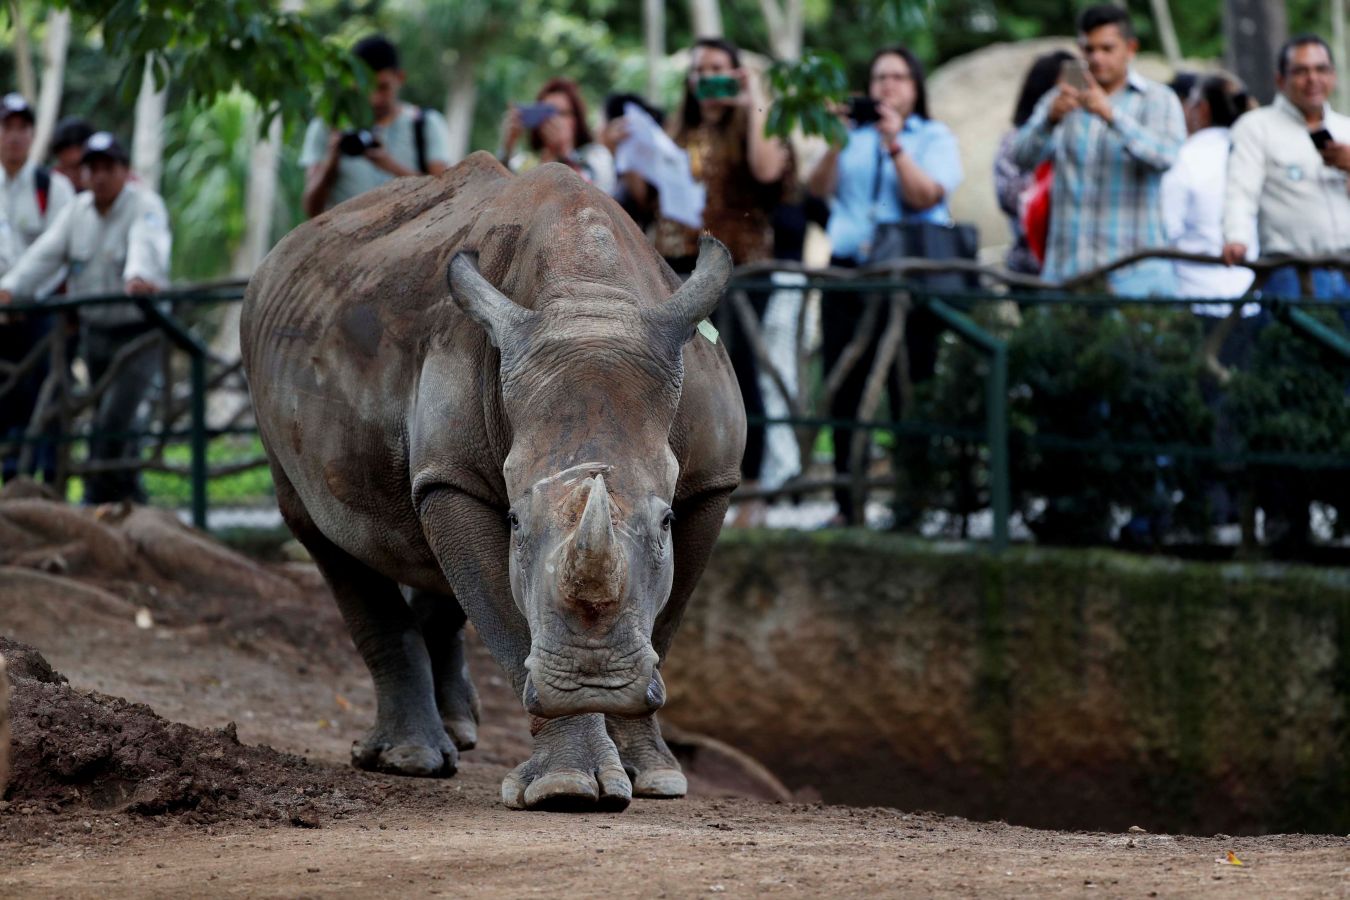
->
[916,305,1216,544]
[142,435,275,507]
[160,91,304,280]
[765,51,850,144]
[50,0,370,130]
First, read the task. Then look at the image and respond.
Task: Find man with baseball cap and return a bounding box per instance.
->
[0,131,172,503]
[48,115,94,191]
[0,91,75,483]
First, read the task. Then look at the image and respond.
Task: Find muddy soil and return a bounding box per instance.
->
[0,497,1346,897]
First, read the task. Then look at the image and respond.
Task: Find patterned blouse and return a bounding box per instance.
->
[653,116,782,266]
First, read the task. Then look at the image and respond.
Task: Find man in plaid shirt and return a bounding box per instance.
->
[1013,4,1186,296]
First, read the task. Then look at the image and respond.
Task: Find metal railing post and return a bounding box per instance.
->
[189,351,208,531]
[987,342,1010,552]
[924,297,1010,552]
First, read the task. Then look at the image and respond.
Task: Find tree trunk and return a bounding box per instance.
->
[1335,0,1348,112]
[645,0,665,102]
[688,0,723,38]
[131,59,168,192]
[1148,0,1183,69]
[10,0,35,101]
[443,52,478,165]
[232,113,280,277]
[1223,0,1288,104]
[32,8,71,165]
[757,0,804,62]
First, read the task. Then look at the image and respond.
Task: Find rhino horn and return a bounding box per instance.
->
[574,474,615,557]
[446,251,534,349]
[646,236,733,344]
[561,475,625,609]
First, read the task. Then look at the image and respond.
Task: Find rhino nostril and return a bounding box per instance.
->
[522,674,542,714]
[645,670,666,711]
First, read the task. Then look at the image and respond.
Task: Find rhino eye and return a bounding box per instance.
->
[661,509,675,531]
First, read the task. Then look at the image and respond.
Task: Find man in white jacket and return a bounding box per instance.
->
[0,132,172,503]
[1222,35,1350,303]
[0,92,75,483]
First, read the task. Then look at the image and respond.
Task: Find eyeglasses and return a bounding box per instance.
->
[1289,64,1335,78]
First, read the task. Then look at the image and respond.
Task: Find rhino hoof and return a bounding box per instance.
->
[633,767,687,799]
[445,716,478,752]
[352,740,457,778]
[502,764,632,812]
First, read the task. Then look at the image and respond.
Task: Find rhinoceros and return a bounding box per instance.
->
[241,152,745,811]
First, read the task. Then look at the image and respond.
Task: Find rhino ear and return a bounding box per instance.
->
[447,251,534,349]
[645,236,733,347]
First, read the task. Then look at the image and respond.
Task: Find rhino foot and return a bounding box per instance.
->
[352,726,458,778]
[607,714,687,799]
[502,714,632,811]
[439,666,481,752]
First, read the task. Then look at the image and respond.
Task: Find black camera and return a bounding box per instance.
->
[847,96,881,125]
[338,129,381,156]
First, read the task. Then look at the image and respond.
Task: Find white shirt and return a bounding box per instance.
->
[0,161,75,296]
[1161,127,1258,315]
[1223,94,1350,257]
[1,182,172,326]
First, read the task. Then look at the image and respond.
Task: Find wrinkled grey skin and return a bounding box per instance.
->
[241,153,745,811]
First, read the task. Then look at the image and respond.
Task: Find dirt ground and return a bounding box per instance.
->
[0,497,1347,898]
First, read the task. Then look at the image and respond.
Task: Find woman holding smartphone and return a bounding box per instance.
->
[806,45,963,527]
[498,77,615,193]
[631,38,790,518]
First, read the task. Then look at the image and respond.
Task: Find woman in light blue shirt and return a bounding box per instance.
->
[806,45,964,525]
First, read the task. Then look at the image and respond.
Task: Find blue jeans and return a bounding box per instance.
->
[1108,259,1178,298]
[1260,266,1350,329]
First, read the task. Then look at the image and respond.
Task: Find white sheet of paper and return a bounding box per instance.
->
[614,102,705,229]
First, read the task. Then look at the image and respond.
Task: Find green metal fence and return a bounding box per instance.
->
[3,251,1349,553]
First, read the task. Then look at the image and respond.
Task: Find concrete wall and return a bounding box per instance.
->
[663,532,1349,835]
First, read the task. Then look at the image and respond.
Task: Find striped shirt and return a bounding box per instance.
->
[1011,70,1185,284]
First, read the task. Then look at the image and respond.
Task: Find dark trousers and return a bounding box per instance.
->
[669,252,770,482]
[822,255,944,520]
[0,312,57,482]
[82,324,160,504]
[715,290,771,482]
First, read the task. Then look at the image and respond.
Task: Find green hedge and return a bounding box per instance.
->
[912,304,1349,546]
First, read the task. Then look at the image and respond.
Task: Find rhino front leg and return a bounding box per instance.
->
[607,488,733,799]
[407,589,481,751]
[276,472,456,777]
[418,487,633,810]
[502,714,632,811]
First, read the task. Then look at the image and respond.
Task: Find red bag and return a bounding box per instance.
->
[1020,160,1053,266]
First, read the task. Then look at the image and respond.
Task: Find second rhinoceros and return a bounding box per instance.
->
[241,152,745,810]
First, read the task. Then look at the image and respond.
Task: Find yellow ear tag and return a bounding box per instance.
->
[697,319,719,344]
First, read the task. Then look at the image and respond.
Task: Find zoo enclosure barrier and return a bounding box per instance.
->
[0,281,255,530]
[721,249,1350,553]
[2,250,1348,547]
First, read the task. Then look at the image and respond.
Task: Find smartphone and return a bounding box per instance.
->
[1311,128,1335,150]
[517,103,557,130]
[847,96,881,125]
[1059,58,1091,92]
[694,75,740,101]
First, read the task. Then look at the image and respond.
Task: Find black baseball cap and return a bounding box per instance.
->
[1,93,35,126]
[50,116,95,154]
[81,131,130,165]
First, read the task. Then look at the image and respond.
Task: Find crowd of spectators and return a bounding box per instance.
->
[0,93,171,503]
[2,9,1349,526]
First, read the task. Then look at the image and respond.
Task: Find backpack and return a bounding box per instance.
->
[1019,160,1053,266]
[34,166,50,215]
[412,108,428,174]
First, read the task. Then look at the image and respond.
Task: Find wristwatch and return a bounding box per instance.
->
[887,141,903,159]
